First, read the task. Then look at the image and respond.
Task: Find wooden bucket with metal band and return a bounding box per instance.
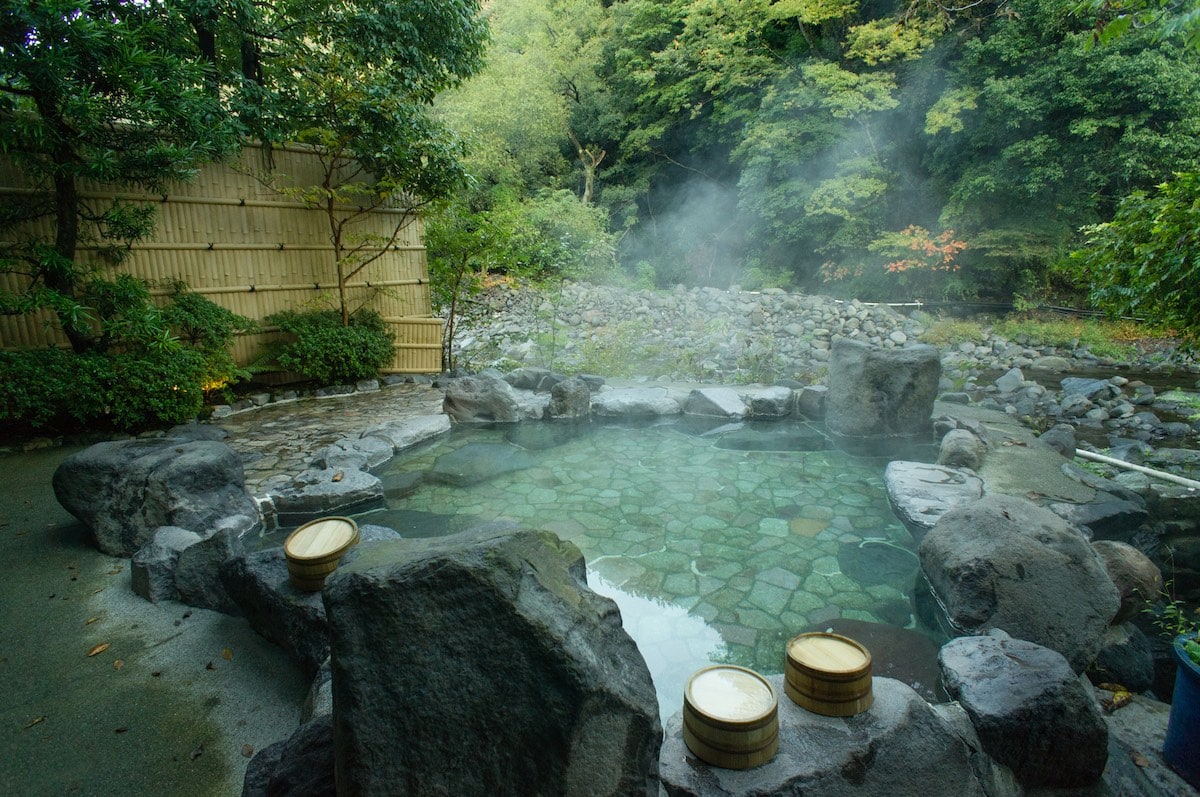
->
[682,665,779,769]
[784,632,873,716]
[283,516,360,591]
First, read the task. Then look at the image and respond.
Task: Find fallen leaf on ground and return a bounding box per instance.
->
[24,716,46,729]
[190,743,205,761]
[87,643,110,657]
[221,647,233,661]
[332,470,344,482]
[205,661,215,670]
[114,726,129,734]
[113,659,124,671]
[1131,751,1149,768]
[241,744,255,758]
[107,565,123,575]
[84,617,99,625]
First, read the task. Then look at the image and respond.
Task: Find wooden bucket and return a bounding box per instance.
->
[682,665,779,770]
[785,632,873,716]
[283,516,360,591]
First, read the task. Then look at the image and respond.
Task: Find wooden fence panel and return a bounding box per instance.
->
[0,144,443,373]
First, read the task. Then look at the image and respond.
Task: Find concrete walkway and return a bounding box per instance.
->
[0,447,306,796]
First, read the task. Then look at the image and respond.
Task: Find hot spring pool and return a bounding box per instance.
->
[357,417,932,718]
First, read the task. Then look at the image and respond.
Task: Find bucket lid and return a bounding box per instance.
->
[284,516,359,561]
[686,665,777,724]
[787,632,871,676]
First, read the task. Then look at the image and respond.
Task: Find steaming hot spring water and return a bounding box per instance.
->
[352,417,936,719]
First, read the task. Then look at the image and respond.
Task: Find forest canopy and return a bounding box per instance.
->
[431,0,1200,313]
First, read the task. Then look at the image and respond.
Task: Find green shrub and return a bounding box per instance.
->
[0,347,207,434]
[161,286,256,394]
[268,309,395,384]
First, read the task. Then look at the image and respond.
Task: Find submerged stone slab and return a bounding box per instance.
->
[427,442,537,487]
[660,676,985,797]
[884,462,983,543]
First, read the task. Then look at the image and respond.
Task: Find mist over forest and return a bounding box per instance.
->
[431,0,1200,308]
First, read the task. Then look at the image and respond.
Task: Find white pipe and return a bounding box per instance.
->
[1074,448,1200,491]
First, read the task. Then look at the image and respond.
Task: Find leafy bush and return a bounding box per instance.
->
[161,286,257,394]
[0,347,207,435]
[268,309,394,384]
[1070,173,1200,342]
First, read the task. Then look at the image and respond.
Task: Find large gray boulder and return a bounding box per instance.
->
[547,377,592,420]
[242,714,335,797]
[591,387,681,418]
[324,527,662,796]
[683,387,748,419]
[53,438,260,557]
[222,525,402,676]
[359,414,451,451]
[939,633,1109,789]
[175,523,247,614]
[131,526,202,603]
[884,462,983,543]
[222,547,330,675]
[747,386,793,418]
[442,374,523,422]
[660,676,987,797]
[918,494,1120,672]
[1092,539,1163,623]
[309,436,394,471]
[825,338,941,452]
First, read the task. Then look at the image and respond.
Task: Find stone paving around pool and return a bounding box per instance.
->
[214,382,445,496]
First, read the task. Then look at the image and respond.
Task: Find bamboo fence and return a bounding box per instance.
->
[0,144,443,373]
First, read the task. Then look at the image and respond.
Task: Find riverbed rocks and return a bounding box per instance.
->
[918,493,1120,672]
[323,526,662,796]
[1091,539,1164,622]
[53,437,260,557]
[938,632,1109,789]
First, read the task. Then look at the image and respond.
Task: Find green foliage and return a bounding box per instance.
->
[0,347,207,435]
[268,310,395,384]
[0,0,239,352]
[1146,585,1200,665]
[994,316,1138,359]
[920,319,987,346]
[1069,173,1200,341]
[573,319,663,378]
[161,286,257,392]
